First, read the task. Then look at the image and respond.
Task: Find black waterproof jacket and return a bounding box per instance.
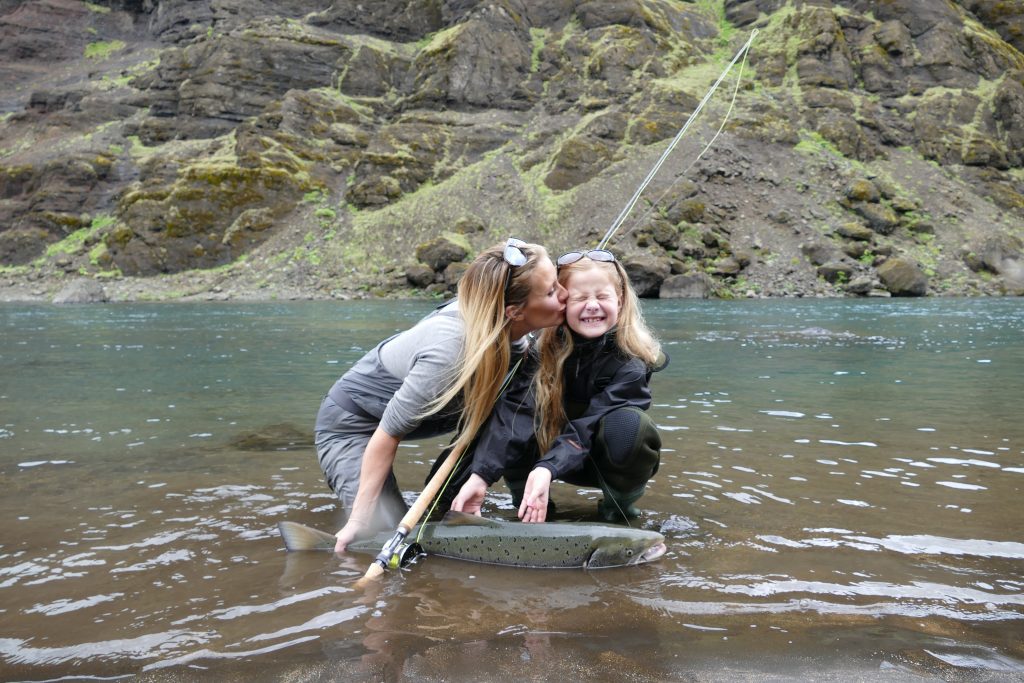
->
[470,328,657,485]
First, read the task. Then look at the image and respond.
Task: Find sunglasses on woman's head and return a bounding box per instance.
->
[503,238,528,267]
[503,238,527,302]
[556,249,616,268]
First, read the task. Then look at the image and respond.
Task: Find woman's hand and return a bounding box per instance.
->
[451,473,488,516]
[518,467,552,523]
[334,517,368,552]
[334,428,401,552]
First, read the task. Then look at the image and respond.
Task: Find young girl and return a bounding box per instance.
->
[450,248,664,523]
[317,239,567,551]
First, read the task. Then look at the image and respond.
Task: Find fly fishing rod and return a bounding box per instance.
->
[357,355,524,584]
[590,30,757,523]
[596,29,758,251]
[357,441,467,584]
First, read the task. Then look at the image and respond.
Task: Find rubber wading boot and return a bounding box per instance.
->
[506,477,526,508]
[597,484,646,522]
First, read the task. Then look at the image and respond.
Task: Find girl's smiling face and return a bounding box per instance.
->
[564,265,621,338]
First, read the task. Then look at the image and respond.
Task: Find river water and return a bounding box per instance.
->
[0,298,1021,681]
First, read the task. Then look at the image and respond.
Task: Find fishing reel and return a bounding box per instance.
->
[386,542,423,569]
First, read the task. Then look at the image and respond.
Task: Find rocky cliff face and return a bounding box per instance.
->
[1,0,1022,301]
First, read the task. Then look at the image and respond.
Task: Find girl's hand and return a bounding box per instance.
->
[518,467,552,523]
[451,474,488,516]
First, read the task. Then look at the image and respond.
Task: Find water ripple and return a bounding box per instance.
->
[25,593,124,616]
[141,635,320,672]
[0,630,213,666]
[846,534,1024,559]
[758,532,1024,559]
[634,596,1024,621]
[208,587,349,622]
[245,606,367,643]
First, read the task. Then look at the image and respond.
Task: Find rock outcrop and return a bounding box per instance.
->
[0,0,1022,300]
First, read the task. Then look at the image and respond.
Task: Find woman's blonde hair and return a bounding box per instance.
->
[533,257,660,452]
[427,240,551,461]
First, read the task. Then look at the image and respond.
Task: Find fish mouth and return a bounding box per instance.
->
[637,542,667,564]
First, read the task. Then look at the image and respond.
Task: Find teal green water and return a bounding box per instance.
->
[0,299,1022,680]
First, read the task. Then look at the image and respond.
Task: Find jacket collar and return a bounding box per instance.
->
[568,326,618,351]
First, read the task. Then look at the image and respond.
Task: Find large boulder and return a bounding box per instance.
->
[622,255,671,298]
[405,263,435,288]
[52,278,107,304]
[854,202,900,235]
[817,260,855,284]
[660,272,713,299]
[836,222,875,242]
[713,256,743,277]
[964,235,1024,293]
[791,7,856,89]
[967,234,1023,275]
[627,88,700,145]
[801,242,838,267]
[814,111,882,161]
[844,275,877,296]
[647,219,680,251]
[725,0,784,28]
[755,5,855,88]
[544,136,615,191]
[877,257,928,296]
[845,179,880,203]
[415,235,469,272]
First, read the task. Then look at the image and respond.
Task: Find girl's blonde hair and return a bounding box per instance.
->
[427,240,551,461]
[533,257,660,453]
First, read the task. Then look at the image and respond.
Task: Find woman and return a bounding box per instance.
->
[316,238,566,551]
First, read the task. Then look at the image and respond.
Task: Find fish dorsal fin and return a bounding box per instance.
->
[440,511,505,528]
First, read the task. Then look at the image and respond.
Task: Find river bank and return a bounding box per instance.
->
[3,3,1023,306]
[0,268,1015,305]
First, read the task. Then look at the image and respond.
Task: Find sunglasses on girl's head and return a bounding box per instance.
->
[556,249,616,268]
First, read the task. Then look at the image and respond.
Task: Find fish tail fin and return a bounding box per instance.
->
[278,521,337,551]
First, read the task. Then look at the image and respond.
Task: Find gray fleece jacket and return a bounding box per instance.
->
[325,301,528,439]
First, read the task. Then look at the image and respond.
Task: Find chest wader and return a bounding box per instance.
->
[502,403,661,522]
[561,403,661,522]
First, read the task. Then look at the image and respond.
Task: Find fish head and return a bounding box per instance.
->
[584,532,667,568]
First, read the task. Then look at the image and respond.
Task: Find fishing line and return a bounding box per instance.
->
[585,32,757,521]
[417,450,466,544]
[610,33,753,246]
[590,461,634,528]
[596,29,758,251]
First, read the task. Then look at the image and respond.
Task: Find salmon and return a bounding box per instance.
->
[278,511,666,569]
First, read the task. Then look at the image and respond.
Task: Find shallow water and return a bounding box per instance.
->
[0,298,1022,681]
